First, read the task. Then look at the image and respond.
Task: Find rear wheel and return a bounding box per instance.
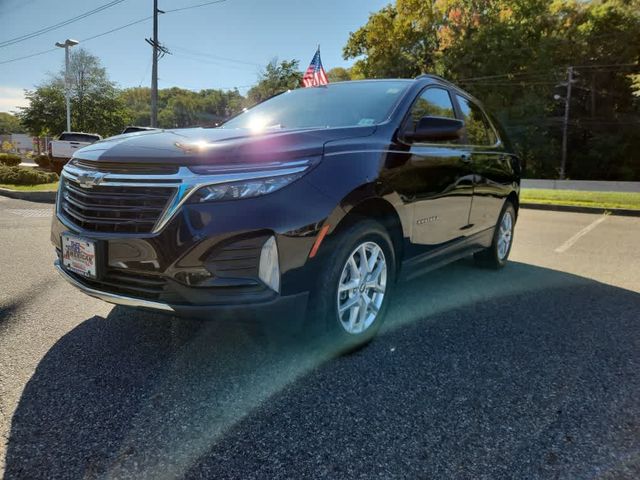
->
[474,202,516,269]
[309,219,396,350]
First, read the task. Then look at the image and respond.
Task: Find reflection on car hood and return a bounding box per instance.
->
[73,126,376,168]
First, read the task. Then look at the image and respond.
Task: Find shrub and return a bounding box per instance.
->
[0,165,58,185]
[0,153,22,167]
[34,155,50,170]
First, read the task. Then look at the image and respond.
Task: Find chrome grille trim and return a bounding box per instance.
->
[70,159,179,175]
[59,179,176,234]
[58,159,311,235]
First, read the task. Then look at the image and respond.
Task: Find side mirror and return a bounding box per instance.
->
[404,116,464,143]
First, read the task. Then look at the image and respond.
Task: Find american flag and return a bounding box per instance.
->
[302,48,328,87]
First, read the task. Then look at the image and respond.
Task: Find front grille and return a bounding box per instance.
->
[71,159,179,175]
[60,177,175,234]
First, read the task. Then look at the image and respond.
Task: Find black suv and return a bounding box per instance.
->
[52,75,520,345]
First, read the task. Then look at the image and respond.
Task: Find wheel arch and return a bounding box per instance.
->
[331,196,406,270]
[506,190,519,218]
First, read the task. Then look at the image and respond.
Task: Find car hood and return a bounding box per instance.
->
[73,126,377,168]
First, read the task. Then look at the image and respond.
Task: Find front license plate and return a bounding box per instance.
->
[62,234,97,279]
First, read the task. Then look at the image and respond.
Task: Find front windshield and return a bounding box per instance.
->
[222,81,410,130]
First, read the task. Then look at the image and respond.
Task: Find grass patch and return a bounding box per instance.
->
[0,182,59,192]
[521,188,640,210]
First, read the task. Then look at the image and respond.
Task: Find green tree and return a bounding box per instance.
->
[344,0,439,78]
[631,74,640,97]
[343,0,640,180]
[118,87,151,126]
[197,88,245,125]
[0,112,25,134]
[18,48,130,136]
[119,86,247,128]
[326,67,352,82]
[247,59,302,104]
[18,85,66,136]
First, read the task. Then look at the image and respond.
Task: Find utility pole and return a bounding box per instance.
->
[559,66,574,180]
[150,0,159,127]
[147,0,168,127]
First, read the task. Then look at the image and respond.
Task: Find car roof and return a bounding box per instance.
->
[322,76,480,102]
[60,131,101,136]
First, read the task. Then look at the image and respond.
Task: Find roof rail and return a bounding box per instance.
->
[415,73,455,85]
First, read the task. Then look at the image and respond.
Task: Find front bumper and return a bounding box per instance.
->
[54,259,309,321]
[51,162,339,320]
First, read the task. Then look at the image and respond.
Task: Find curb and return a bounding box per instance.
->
[521,202,640,217]
[0,188,56,203]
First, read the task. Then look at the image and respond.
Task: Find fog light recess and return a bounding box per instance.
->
[258,236,280,293]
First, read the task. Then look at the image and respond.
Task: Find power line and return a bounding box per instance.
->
[171,46,260,67]
[165,0,227,14]
[459,63,638,83]
[83,16,152,43]
[0,16,152,66]
[0,47,57,65]
[0,0,127,49]
[460,70,565,82]
[460,80,558,87]
[572,62,638,70]
[0,2,231,66]
[139,56,153,86]
[173,52,257,71]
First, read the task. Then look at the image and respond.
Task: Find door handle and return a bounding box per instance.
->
[460,154,472,163]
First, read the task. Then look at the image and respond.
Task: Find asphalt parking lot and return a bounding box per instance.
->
[1,196,639,480]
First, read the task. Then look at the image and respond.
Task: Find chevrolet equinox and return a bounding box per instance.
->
[53,75,520,346]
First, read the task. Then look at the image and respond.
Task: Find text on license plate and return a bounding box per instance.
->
[62,234,97,278]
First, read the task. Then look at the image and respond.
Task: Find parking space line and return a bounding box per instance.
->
[555,213,609,253]
[7,209,53,218]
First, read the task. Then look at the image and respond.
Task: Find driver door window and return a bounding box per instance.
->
[408,88,457,144]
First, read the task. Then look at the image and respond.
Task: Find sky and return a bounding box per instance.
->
[0,0,389,112]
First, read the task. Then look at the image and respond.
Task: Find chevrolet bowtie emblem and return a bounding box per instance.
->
[76,172,107,188]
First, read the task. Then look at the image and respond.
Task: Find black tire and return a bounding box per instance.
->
[474,201,516,269]
[308,218,396,351]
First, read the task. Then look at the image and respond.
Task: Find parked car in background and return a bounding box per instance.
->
[121,126,158,134]
[48,132,101,173]
[52,76,520,349]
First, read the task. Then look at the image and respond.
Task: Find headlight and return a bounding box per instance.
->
[188,172,304,203]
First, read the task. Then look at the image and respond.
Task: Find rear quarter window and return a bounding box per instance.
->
[455,95,498,146]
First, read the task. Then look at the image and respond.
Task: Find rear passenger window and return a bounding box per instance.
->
[455,95,497,146]
[59,133,100,142]
[408,87,457,143]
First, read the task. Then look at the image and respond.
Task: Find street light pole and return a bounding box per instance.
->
[55,39,79,132]
[559,66,574,180]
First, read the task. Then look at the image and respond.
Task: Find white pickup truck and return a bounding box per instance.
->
[49,132,101,173]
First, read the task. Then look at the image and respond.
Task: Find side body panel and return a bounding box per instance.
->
[469,149,520,231]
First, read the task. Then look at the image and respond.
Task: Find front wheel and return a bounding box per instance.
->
[309,219,396,350]
[474,202,516,269]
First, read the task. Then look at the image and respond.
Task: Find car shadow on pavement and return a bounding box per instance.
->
[4,260,640,479]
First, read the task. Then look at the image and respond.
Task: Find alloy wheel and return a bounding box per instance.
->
[497,211,513,260]
[336,241,387,334]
